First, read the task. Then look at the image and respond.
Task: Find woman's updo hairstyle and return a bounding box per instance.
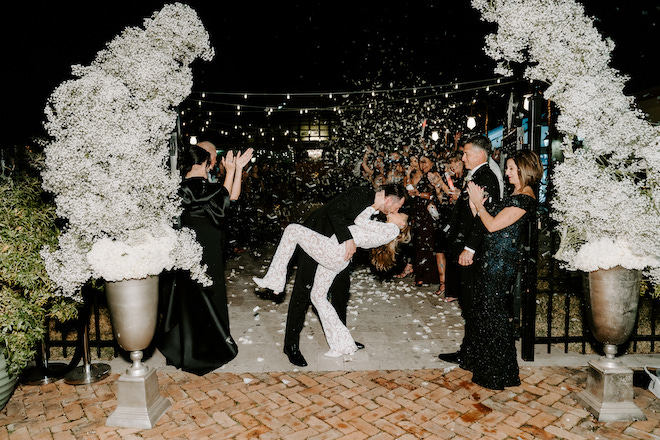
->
[181,145,211,175]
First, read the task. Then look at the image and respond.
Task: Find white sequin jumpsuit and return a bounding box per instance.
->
[254,207,400,357]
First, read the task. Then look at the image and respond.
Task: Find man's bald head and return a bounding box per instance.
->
[196,141,217,168]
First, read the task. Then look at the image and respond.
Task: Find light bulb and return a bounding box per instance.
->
[467,116,477,130]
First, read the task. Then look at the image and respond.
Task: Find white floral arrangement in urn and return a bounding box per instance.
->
[41,3,214,300]
[473,0,660,293]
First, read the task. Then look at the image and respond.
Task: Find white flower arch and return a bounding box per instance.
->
[473,0,660,283]
[41,3,214,299]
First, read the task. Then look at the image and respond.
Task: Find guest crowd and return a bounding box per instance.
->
[157,134,542,391]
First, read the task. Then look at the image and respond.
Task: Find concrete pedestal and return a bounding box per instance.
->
[106,367,171,429]
[576,357,646,422]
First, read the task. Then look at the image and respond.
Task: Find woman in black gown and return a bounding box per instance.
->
[428,152,466,299]
[409,153,441,286]
[159,144,253,375]
[461,149,542,390]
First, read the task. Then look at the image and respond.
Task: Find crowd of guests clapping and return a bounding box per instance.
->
[359,136,479,301]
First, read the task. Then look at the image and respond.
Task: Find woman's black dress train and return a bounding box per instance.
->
[158,177,238,375]
[461,194,536,390]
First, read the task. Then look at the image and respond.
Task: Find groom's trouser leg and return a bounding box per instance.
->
[284,249,317,348]
[329,266,351,325]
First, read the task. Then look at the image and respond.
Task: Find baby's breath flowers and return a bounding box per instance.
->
[41,3,214,300]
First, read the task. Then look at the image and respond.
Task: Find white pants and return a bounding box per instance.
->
[254,224,357,356]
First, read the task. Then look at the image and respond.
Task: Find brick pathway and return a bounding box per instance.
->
[1,365,658,439]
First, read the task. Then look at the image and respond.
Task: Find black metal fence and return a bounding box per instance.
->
[517,212,660,361]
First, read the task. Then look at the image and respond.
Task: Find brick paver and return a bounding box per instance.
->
[1,366,658,440]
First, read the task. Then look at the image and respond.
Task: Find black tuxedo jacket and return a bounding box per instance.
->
[303,186,375,244]
[446,164,501,259]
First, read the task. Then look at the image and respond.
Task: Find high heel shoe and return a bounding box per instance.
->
[253,276,284,294]
[395,264,413,278]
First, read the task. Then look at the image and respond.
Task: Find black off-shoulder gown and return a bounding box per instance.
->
[158,177,238,375]
[461,194,536,390]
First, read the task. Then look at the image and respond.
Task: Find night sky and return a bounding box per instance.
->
[4,0,659,146]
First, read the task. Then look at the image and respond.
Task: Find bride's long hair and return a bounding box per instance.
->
[370,214,412,271]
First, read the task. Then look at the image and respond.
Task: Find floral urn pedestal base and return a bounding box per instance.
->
[104,276,171,429]
[105,356,171,429]
[576,266,645,422]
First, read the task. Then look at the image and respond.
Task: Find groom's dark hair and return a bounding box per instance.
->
[381,183,407,203]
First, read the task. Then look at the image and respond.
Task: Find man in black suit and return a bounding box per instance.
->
[281,183,407,366]
[440,135,502,364]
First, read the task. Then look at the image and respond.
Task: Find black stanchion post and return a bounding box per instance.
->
[521,86,543,361]
[64,297,111,385]
[20,339,71,385]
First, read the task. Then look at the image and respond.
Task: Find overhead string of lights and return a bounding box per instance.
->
[179,76,524,138]
[183,76,518,113]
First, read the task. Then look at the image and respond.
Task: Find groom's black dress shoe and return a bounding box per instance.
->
[284,345,308,367]
[438,351,461,364]
[254,287,274,297]
[254,287,284,304]
[355,341,365,350]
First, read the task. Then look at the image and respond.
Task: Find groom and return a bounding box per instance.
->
[282,183,407,366]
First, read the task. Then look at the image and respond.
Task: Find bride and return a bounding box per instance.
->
[255,206,410,357]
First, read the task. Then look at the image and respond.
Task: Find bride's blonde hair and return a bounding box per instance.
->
[370,214,412,271]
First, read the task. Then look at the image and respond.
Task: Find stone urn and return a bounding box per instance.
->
[577,266,645,422]
[105,276,171,428]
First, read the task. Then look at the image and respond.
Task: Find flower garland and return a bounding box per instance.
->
[473,0,660,287]
[41,3,214,299]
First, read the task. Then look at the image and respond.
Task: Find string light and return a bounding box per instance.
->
[197,76,510,99]
[180,76,523,141]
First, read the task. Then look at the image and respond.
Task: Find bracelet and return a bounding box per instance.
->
[477,208,485,216]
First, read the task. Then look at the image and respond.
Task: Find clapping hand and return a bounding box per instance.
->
[427,171,441,187]
[235,148,254,168]
[222,151,235,171]
[467,181,487,207]
[223,148,254,171]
